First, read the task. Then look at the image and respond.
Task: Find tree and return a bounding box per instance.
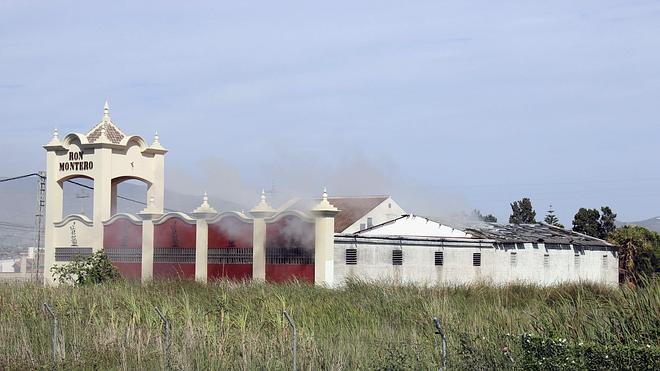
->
[509,198,536,224]
[471,209,498,223]
[50,250,120,286]
[600,206,617,237]
[483,214,498,223]
[609,225,660,286]
[572,208,602,238]
[571,206,617,239]
[544,205,564,228]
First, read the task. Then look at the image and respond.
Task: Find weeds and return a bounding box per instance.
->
[0,279,657,369]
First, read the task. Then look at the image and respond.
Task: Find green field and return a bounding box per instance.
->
[0,279,658,370]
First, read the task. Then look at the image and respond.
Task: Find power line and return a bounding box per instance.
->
[0,173,44,183]
[1,172,178,212]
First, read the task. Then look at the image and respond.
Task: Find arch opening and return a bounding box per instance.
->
[111,177,151,215]
[61,176,94,220]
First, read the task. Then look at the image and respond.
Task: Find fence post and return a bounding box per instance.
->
[432,317,447,371]
[283,310,297,371]
[155,307,171,370]
[43,303,58,370]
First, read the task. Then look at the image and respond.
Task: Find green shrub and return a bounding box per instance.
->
[50,250,120,286]
[521,334,660,370]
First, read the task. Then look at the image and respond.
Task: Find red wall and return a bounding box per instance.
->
[103,218,142,280]
[153,217,196,279]
[208,216,253,281]
[265,215,315,283]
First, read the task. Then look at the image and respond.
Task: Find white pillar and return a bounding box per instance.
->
[192,192,216,283]
[311,189,339,287]
[249,191,275,282]
[252,218,267,281]
[195,220,208,282]
[140,218,155,282]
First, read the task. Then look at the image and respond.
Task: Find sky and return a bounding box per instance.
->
[1,1,659,226]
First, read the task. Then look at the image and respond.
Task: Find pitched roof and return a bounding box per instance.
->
[86,102,126,144]
[286,195,389,233]
[356,215,474,238]
[87,122,126,144]
[466,223,613,247]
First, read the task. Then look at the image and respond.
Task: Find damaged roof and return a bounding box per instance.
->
[466,223,614,247]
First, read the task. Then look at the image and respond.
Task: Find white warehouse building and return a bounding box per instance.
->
[333,215,618,286]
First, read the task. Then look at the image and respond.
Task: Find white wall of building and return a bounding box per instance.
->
[333,237,618,286]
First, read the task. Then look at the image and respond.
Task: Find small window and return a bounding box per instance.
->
[345,249,357,265]
[388,203,392,209]
[473,252,481,267]
[360,223,366,230]
[510,252,517,267]
[392,250,403,265]
[367,217,373,228]
[434,251,444,266]
[543,254,550,267]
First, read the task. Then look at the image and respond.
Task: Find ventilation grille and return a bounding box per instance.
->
[105,247,142,263]
[602,255,608,269]
[55,247,93,262]
[510,252,517,267]
[392,250,403,266]
[345,249,357,265]
[154,248,195,263]
[543,254,550,267]
[434,251,444,266]
[208,248,252,264]
[472,252,481,267]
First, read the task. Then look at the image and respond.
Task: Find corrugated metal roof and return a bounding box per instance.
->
[466,223,613,247]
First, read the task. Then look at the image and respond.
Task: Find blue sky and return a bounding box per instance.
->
[1,1,659,225]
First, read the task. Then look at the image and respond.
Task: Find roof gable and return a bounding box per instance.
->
[285,195,389,233]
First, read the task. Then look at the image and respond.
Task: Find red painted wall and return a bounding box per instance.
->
[265,215,315,283]
[103,219,142,280]
[153,217,196,279]
[208,216,253,281]
[265,264,315,283]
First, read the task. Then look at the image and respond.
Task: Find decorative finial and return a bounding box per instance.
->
[154,131,160,143]
[249,188,275,217]
[311,186,338,214]
[200,191,210,208]
[103,101,110,122]
[192,191,217,216]
[53,128,59,140]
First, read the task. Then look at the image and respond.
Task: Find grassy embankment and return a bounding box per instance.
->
[0,279,658,369]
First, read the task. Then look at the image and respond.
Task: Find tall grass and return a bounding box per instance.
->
[0,279,657,370]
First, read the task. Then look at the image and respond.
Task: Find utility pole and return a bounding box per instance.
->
[34,171,46,283]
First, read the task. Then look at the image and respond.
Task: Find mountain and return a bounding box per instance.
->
[617,217,660,233]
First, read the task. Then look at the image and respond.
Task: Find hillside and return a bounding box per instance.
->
[617,217,660,233]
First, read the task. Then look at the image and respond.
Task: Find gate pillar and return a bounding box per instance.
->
[311,189,339,287]
[249,191,275,281]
